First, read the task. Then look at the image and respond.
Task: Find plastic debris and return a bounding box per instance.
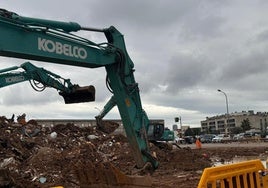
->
[50,132,57,139]
[39,176,47,183]
[0,157,15,168]
[87,134,98,140]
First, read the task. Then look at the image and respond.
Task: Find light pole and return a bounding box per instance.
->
[217,89,229,135]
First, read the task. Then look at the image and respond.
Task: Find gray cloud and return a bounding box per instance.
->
[1,1,268,127]
[164,53,214,92]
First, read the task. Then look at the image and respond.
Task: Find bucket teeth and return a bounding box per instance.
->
[75,161,152,187]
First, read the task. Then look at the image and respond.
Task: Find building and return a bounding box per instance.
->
[200,110,268,134]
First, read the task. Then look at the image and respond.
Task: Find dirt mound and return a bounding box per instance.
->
[0,117,208,187]
[96,120,120,134]
[2,117,266,187]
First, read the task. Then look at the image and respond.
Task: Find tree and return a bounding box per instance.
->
[241,118,251,132]
[192,127,201,135]
[230,126,243,135]
[184,127,194,136]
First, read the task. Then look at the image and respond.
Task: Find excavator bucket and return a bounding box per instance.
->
[96,119,120,134]
[74,161,152,188]
[59,85,95,104]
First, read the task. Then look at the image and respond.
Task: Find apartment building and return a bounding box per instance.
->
[201,110,268,134]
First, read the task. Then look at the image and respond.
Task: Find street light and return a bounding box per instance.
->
[217,89,229,135]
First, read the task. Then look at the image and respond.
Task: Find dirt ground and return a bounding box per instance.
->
[0,116,268,188]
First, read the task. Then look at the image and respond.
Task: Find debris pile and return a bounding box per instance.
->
[0,114,212,188]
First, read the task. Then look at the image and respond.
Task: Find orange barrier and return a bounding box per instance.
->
[198,159,268,188]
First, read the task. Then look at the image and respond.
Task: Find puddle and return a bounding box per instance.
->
[212,155,268,168]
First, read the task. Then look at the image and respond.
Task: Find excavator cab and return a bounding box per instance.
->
[59,85,95,104]
[147,122,174,141]
[147,123,164,140]
[147,123,175,150]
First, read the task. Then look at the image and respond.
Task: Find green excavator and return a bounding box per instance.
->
[0,60,175,145]
[0,61,95,104]
[0,8,157,168]
[0,8,167,187]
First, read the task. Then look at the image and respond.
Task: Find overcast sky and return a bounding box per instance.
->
[1,0,268,128]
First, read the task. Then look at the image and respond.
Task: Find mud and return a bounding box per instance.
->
[0,117,267,188]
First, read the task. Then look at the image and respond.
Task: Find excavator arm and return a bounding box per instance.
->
[0,61,95,104]
[0,9,158,169]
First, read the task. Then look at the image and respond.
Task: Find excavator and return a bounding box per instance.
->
[3,9,264,188]
[0,61,95,104]
[0,61,175,185]
[0,8,160,187]
[0,61,95,126]
[0,61,174,144]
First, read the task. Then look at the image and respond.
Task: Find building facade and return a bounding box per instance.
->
[201,110,268,134]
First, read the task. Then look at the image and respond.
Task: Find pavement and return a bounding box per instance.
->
[180,141,268,149]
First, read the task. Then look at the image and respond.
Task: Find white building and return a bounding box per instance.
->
[200,110,268,134]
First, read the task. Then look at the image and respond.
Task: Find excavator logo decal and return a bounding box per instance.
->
[5,76,25,83]
[38,37,87,59]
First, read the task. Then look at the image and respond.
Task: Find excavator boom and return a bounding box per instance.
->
[0,9,116,68]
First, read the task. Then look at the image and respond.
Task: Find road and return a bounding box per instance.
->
[179,141,268,149]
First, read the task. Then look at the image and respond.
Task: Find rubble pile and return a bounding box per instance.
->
[0,115,212,188]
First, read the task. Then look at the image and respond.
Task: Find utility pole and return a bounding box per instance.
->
[217,89,229,135]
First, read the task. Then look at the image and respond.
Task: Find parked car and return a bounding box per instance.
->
[212,135,224,143]
[200,134,215,143]
[184,136,193,144]
[244,131,261,138]
[244,132,254,138]
[174,135,185,144]
[233,133,245,141]
[265,134,268,142]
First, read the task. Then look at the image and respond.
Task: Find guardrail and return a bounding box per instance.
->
[198,159,268,188]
